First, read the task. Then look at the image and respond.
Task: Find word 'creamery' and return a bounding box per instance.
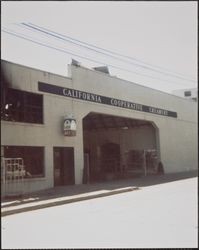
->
[38,82,177,118]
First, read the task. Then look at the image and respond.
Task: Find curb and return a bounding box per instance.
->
[2,187,139,217]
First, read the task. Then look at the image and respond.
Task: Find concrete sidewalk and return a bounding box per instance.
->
[1,170,197,217]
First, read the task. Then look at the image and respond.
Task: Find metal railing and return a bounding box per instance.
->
[1,157,25,197]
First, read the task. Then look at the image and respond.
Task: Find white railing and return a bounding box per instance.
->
[1,157,25,197]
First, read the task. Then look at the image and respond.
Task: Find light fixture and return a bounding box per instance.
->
[121,126,128,130]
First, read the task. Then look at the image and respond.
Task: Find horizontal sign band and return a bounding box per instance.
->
[38,82,177,118]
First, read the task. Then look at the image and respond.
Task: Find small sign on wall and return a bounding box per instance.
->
[64,116,76,136]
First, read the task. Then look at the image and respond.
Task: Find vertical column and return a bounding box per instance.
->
[45,145,54,188]
[74,117,84,184]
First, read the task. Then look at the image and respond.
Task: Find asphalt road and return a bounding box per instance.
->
[2,177,198,248]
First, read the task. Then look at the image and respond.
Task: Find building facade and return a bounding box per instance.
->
[1,60,197,194]
[172,88,198,101]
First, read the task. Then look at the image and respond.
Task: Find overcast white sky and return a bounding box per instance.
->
[1,1,198,93]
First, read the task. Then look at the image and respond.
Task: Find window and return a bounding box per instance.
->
[184,91,191,97]
[3,146,44,178]
[1,88,43,124]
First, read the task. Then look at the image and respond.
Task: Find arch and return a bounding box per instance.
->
[83,112,161,182]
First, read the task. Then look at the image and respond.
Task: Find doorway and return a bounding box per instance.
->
[53,147,75,186]
[83,112,160,182]
[100,142,120,174]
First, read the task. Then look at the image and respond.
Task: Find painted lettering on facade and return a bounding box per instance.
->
[63,88,102,103]
[149,107,168,116]
[38,82,177,118]
[110,99,143,112]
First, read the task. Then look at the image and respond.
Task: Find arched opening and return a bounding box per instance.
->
[83,112,161,183]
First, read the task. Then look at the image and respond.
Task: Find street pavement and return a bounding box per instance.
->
[1,176,198,248]
[1,170,197,216]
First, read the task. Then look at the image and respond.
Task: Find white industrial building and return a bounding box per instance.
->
[1,60,197,195]
[172,88,197,101]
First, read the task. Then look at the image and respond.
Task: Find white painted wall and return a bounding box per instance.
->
[1,60,197,194]
[172,88,197,100]
[70,65,197,175]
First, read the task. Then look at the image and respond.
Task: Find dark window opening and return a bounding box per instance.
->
[1,88,43,124]
[3,146,44,178]
[184,91,191,97]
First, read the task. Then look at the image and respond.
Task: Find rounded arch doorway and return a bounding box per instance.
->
[83,112,161,183]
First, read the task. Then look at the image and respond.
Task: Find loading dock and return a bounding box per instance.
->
[1,60,197,195]
[83,112,160,183]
